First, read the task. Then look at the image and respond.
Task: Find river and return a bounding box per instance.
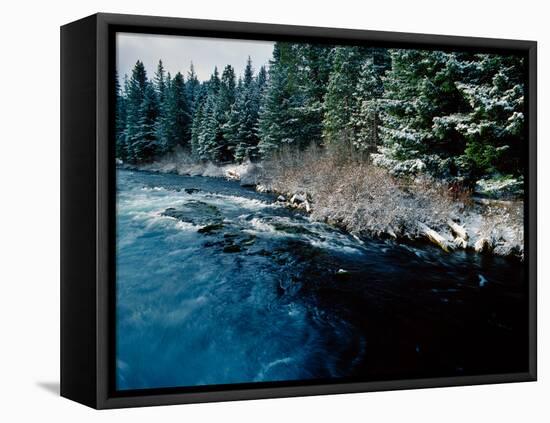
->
[116,169,528,391]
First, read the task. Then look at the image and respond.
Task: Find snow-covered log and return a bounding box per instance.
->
[418,222,452,252]
[454,237,468,249]
[448,220,468,240]
[290,193,307,205]
[226,169,240,180]
[256,184,269,193]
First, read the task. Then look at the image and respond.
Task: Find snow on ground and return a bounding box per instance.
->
[120,150,524,259]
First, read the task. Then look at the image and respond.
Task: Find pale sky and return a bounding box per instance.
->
[116,32,275,82]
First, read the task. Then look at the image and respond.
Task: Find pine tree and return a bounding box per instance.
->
[258,43,332,157]
[186,62,202,116]
[257,49,288,157]
[215,65,237,161]
[233,57,260,162]
[300,44,333,104]
[198,95,218,160]
[115,71,128,161]
[349,60,381,154]
[154,60,166,103]
[453,54,525,176]
[378,49,524,179]
[164,72,192,153]
[292,43,333,149]
[133,82,159,161]
[370,48,392,84]
[256,65,268,95]
[322,46,365,146]
[196,68,221,160]
[379,49,468,173]
[223,78,244,158]
[124,61,149,163]
[154,63,169,155]
[190,84,208,159]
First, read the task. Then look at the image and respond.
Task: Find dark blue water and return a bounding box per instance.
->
[116,169,528,391]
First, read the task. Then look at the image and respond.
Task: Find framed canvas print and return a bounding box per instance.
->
[60,13,537,409]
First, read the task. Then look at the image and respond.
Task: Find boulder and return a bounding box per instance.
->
[197,223,224,234]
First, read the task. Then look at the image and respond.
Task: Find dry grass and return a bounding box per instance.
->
[475,199,524,256]
[260,145,460,238]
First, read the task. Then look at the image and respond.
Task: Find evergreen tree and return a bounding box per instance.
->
[154,60,166,103]
[124,61,149,163]
[161,72,192,154]
[453,54,525,176]
[322,46,365,146]
[132,82,159,161]
[370,47,392,84]
[379,49,524,179]
[258,42,332,157]
[223,78,244,158]
[349,60,382,153]
[190,84,208,159]
[233,57,261,162]
[208,66,221,92]
[379,49,468,173]
[115,71,128,161]
[198,96,218,160]
[292,43,333,148]
[196,68,221,160]
[154,63,169,155]
[256,65,268,94]
[257,48,289,157]
[186,62,202,116]
[215,65,237,161]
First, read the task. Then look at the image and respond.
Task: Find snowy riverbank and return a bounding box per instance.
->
[123,149,524,260]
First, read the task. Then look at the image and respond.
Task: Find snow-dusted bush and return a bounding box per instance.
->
[138,146,197,175]
[469,199,524,257]
[224,160,262,186]
[259,145,524,258]
[136,146,261,184]
[475,176,524,199]
[261,145,456,238]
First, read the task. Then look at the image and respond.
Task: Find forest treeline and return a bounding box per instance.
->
[115,42,525,181]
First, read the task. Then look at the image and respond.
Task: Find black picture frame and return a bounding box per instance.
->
[61,12,537,409]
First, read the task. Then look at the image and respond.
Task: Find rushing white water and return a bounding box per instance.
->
[116,170,527,391]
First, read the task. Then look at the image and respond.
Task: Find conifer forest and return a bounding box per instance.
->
[116,43,525,182]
